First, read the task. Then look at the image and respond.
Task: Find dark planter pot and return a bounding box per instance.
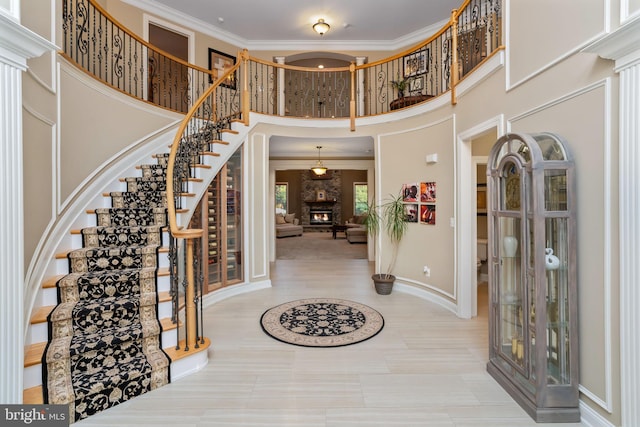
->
[372,273,396,295]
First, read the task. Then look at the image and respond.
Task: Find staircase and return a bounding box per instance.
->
[44,153,172,422]
[23,120,248,422]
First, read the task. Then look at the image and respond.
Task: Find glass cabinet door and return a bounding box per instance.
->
[225,149,242,283]
[498,216,524,368]
[200,147,243,291]
[487,132,578,422]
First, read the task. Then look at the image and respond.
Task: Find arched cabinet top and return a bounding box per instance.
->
[488,132,573,172]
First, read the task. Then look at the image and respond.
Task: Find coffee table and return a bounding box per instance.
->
[331,224,348,239]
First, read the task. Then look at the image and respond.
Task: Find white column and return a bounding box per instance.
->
[275,56,285,116]
[356,56,366,116]
[618,60,640,427]
[0,13,56,404]
[584,20,640,427]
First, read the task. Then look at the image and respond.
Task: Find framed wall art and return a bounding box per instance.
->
[208,48,236,88]
[403,49,428,77]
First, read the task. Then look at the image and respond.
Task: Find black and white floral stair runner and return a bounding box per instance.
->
[43,153,171,422]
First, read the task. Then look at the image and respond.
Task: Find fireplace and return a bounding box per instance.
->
[309,209,333,225]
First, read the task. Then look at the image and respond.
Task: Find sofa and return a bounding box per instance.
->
[275,213,303,238]
[345,214,367,243]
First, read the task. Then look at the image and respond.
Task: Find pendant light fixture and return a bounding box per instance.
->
[311,146,328,176]
[313,18,330,36]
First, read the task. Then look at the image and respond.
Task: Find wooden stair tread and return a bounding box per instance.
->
[158,267,170,276]
[201,151,221,157]
[164,337,210,362]
[220,129,238,135]
[210,139,230,145]
[160,317,179,331]
[158,291,171,303]
[31,306,54,325]
[25,342,46,367]
[23,386,44,404]
[43,275,63,288]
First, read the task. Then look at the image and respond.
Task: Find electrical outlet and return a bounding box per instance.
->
[423,266,431,277]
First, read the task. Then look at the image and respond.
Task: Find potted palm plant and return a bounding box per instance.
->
[364,192,409,295]
[390,74,409,98]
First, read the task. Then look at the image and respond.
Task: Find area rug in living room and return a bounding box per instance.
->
[260,298,384,347]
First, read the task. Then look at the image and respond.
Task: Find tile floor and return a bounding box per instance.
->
[75,259,586,426]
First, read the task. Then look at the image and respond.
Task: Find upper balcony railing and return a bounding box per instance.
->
[63,0,502,124]
[60,0,502,355]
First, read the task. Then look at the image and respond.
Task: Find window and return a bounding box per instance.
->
[275,183,288,215]
[354,182,368,215]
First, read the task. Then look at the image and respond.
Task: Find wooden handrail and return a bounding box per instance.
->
[83,0,213,77]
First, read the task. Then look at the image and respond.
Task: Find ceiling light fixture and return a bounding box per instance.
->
[311,146,328,176]
[313,18,330,36]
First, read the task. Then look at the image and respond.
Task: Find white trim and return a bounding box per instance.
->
[203,280,271,308]
[579,399,617,427]
[56,62,182,212]
[618,61,640,427]
[508,79,613,413]
[24,124,181,332]
[621,0,640,24]
[398,277,455,301]
[26,65,56,94]
[376,115,455,295]
[142,14,196,64]
[249,133,269,280]
[0,11,57,69]
[123,0,448,52]
[455,115,505,319]
[0,0,19,20]
[505,0,610,91]
[394,281,457,314]
[169,349,208,382]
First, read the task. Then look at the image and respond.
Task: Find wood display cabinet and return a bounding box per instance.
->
[486,132,579,422]
[199,147,243,291]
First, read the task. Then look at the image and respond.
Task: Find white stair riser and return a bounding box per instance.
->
[28,323,48,346]
[23,334,179,390]
[158,300,172,320]
[24,364,42,389]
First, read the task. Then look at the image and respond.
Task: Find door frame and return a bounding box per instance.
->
[455,115,504,319]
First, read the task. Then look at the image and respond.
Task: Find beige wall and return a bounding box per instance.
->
[379,118,456,297]
[508,0,606,87]
[59,64,180,203]
[22,0,60,273]
[19,1,630,424]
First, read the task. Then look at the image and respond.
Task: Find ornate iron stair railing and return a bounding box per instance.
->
[165,53,245,351]
[62,0,215,113]
[58,0,503,359]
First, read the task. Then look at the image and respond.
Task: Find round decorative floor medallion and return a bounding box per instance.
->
[260,298,384,347]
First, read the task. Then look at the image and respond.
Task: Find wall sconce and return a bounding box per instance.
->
[313,19,330,36]
[311,146,328,176]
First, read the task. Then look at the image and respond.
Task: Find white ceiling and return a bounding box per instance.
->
[127,0,462,159]
[130,0,461,50]
[269,136,375,160]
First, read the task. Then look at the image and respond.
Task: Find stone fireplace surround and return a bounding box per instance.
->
[301,170,342,227]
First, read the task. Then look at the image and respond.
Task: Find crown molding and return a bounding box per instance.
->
[122,0,446,52]
[0,11,57,69]
[583,15,640,70]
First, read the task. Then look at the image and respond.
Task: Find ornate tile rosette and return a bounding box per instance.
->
[260,298,384,347]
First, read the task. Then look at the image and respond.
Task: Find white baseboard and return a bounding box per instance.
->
[579,400,616,427]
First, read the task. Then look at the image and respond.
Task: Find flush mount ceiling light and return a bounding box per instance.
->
[311,146,328,176]
[313,18,330,36]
